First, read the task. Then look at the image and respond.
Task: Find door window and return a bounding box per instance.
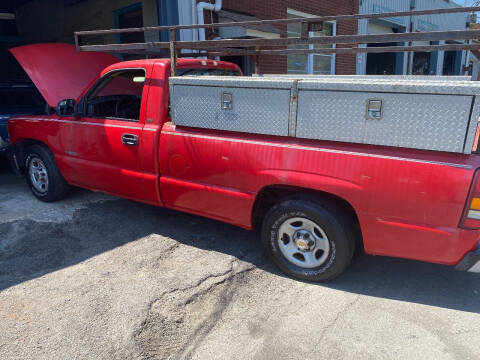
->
[85,69,145,121]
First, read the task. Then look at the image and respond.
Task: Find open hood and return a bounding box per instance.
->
[10,43,119,108]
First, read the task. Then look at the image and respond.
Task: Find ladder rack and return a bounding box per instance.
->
[74,6,480,77]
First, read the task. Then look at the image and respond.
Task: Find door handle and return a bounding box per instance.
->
[121,133,139,146]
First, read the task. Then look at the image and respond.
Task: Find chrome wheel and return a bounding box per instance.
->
[277,217,330,268]
[28,156,49,194]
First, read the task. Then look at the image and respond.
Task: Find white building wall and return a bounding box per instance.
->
[177,0,196,42]
[358,0,470,75]
[415,0,469,32]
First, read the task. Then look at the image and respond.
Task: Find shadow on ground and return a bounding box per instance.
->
[1,164,479,314]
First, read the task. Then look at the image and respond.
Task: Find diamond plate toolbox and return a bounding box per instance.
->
[170,76,480,154]
[169,77,293,136]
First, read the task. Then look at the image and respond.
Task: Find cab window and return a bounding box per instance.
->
[85,69,145,121]
[176,68,241,76]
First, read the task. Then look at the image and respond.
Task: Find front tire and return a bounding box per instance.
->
[24,144,69,202]
[262,198,355,282]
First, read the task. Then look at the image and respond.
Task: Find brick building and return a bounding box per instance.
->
[1,0,470,80]
[211,0,359,75]
[202,0,470,76]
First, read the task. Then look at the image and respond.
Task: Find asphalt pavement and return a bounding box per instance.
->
[1,161,479,360]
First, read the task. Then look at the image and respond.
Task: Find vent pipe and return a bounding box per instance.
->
[197,0,222,41]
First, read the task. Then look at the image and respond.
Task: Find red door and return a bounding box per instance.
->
[62,68,149,201]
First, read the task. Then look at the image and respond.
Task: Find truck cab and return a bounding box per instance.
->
[8,44,240,202]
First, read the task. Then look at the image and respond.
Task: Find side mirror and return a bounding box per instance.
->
[56,99,76,116]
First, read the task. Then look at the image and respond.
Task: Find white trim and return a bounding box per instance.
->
[0,13,15,20]
[11,117,157,131]
[368,22,395,35]
[246,29,280,39]
[469,261,480,273]
[11,116,473,169]
[356,19,368,75]
[331,21,337,75]
[468,210,480,220]
[286,9,315,18]
[161,130,472,169]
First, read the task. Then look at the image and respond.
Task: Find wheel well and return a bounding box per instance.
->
[252,185,363,245]
[13,139,48,170]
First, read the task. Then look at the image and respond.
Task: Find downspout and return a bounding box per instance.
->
[191,0,198,41]
[197,0,222,41]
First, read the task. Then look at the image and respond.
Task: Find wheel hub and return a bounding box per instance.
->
[28,156,49,193]
[294,230,315,251]
[277,216,330,269]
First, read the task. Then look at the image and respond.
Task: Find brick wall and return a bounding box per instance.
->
[214,0,358,75]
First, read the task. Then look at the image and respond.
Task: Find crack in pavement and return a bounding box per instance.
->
[315,293,362,349]
[155,242,181,262]
[0,175,264,360]
[134,255,257,360]
[177,265,256,360]
[312,264,389,350]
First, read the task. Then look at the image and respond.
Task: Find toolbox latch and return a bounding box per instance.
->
[222,92,233,110]
[366,99,384,120]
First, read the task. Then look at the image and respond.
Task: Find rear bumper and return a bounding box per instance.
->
[455,242,480,273]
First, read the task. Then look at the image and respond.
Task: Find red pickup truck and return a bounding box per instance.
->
[7,43,480,281]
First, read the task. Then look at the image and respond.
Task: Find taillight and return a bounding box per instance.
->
[460,169,480,229]
[473,121,480,154]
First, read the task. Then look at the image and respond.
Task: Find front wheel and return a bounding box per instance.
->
[262,198,355,282]
[24,144,69,202]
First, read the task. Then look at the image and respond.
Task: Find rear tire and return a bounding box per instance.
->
[24,144,69,202]
[262,198,355,282]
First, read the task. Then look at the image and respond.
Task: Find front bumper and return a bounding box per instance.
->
[455,242,480,273]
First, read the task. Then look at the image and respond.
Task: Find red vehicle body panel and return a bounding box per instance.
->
[10,43,119,107]
[157,124,480,264]
[8,48,480,267]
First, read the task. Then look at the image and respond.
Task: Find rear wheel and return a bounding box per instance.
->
[24,144,69,202]
[262,198,355,281]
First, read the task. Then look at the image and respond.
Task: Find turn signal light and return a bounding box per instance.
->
[473,122,480,154]
[460,170,480,229]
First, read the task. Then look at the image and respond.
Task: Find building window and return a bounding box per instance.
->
[443,42,463,76]
[365,21,405,75]
[287,9,336,75]
[366,42,398,75]
[412,51,432,75]
[0,13,17,37]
